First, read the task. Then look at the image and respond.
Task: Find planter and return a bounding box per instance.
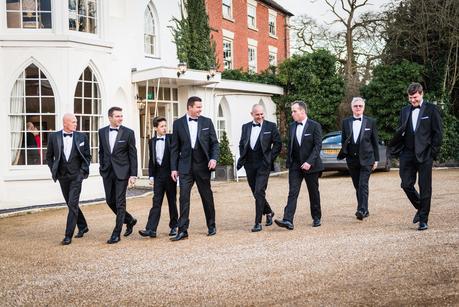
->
[215,165,234,181]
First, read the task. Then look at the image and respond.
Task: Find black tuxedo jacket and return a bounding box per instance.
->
[170,115,219,174]
[98,125,138,180]
[236,120,282,170]
[286,119,324,173]
[148,134,172,177]
[47,130,91,182]
[337,116,380,165]
[389,102,442,162]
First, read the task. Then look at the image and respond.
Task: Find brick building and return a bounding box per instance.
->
[207,0,293,73]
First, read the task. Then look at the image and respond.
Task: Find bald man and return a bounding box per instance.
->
[47,114,91,245]
[237,104,282,232]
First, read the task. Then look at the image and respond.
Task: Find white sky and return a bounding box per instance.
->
[276,0,393,22]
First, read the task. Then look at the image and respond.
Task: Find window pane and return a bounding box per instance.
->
[25,80,39,96]
[75,82,82,97]
[41,79,53,96]
[88,17,96,33]
[41,115,55,131]
[84,68,91,81]
[81,116,90,130]
[93,83,99,98]
[69,0,76,10]
[41,131,51,146]
[74,98,82,114]
[69,18,77,30]
[39,0,52,11]
[42,97,55,113]
[84,82,92,97]
[7,12,21,28]
[90,117,99,131]
[12,149,25,165]
[88,0,96,17]
[164,88,171,100]
[25,97,39,113]
[25,65,39,78]
[38,12,52,28]
[83,99,92,114]
[93,99,101,114]
[78,1,86,15]
[173,89,178,101]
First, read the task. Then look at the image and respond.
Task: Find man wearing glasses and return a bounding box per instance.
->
[337,97,380,220]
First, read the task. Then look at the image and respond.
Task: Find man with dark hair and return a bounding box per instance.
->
[139,116,178,238]
[337,97,380,220]
[170,96,219,241]
[390,83,442,230]
[237,104,282,232]
[47,114,91,245]
[275,101,323,230]
[99,106,138,244]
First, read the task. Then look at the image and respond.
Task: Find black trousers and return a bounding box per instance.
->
[346,157,372,214]
[59,174,87,238]
[245,164,273,224]
[102,169,135,237]
[177,162,216,232]
[145,175,178,231]
[399,150,433,223]
[283,164,321,223]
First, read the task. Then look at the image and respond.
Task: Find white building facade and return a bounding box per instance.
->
[0,0,283,209]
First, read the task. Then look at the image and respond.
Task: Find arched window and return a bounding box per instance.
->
[216,103,226,140]
[10,63,56,165]
[144,3,157,56]
[74,67,102,162]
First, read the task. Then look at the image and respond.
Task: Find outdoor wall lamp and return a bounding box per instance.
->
[207,66,216,80]
[136,94,145,110]
[177,62,187,77]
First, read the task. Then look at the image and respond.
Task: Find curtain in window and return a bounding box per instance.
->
[10,72,25,165]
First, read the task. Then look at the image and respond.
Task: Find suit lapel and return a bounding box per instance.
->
[197,116,202,144]
[246,123,252,149]
[359,116,367,143]
[290,123,295,150]
[104,126,110,153]
[348,118,353,139]
[152,137,157,162]
[56,130,63,158]
[182,116,192,145]
[300,120,309,147]
[112,126,124,152]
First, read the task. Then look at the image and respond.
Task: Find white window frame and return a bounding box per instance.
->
[247,0,257,30]
[144,3,158,57]
[268,9,277,38]
[6,0,53,29]
[222,29,234,70]
[69,0,98,34]
[248,38,257,73]
[268,45,278,66]
[216,104,226,141]
[222,0,233,20]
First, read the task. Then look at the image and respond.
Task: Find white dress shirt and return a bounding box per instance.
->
[155,135,166,165]
[352,116,363,143]
[109,126,119,153]
[62,131,73,161]
[296,118,307,145]
[187,114,198,149]
[250,121,262,149]
[411,101,423,131]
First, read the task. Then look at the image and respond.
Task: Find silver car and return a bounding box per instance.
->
[320,131,391,172]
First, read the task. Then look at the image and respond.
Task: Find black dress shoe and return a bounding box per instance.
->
[355,210,364,220]
[74,226,89,238]
[266,212,274,226]
[413,212,420,224]
[138,229,157,238]
[169,228,178,237]
[107,236,121,244]
[251,223,262,232]
[61,237,72,245]
[274,219,294,230]
[418,222,428,231]
[170,231,188,241]
[124,218,137,237]
[364,211,370,218]
[207,227,217,236]
[313,219,321,227]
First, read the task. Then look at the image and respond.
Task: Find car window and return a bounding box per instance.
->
[322,134,341,144]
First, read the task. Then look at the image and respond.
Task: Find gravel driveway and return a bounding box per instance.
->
[0,169,458,306]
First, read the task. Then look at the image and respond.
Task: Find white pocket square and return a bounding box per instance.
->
[263,131,271,134]
[365,128,371,131]
[304,133,311,136]
[421,116,429,119]
[202,127,209,131]
[117,140,126,143]
[79,142,85,146]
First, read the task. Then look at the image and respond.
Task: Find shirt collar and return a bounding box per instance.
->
[186,114,198,122]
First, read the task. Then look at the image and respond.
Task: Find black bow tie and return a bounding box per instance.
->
[296,122,303,126]
[188,117,198,122]
[411,105,421,110]
[63,133,73,137]
[353,117,361,121]
[109,127,119,132]
[252,123,261,127]
[157,137,164,141]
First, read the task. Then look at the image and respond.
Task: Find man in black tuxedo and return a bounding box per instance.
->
[98,107,138,244]
[170,96,219,241]
[275,101,323,230]
[237,104,282,232]
[337,97,380,220]
[139,116,178,238]
[389,83,442,230]
[47,114,91,245]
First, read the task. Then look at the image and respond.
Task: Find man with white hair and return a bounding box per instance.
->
[337,97,380,220]
[47,113,91,245]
